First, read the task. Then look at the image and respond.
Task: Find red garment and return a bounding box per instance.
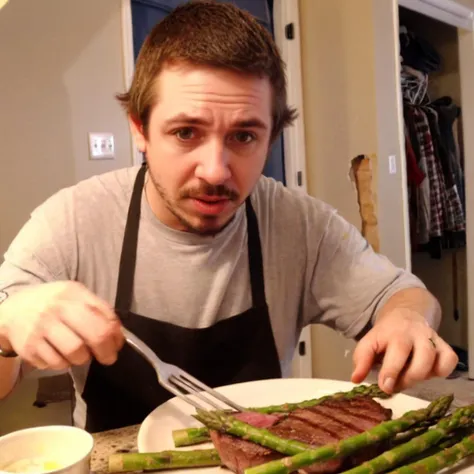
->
[405,130,425,186]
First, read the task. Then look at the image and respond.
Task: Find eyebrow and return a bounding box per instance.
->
[163,114,268,130]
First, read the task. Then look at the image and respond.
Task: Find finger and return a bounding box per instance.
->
[378,338,413,394]
[395,337,437,389]
[58,302,121,365]
[19,350,49,371]
[351,333,378,383]
[8,332,48,370]
[85,305,123,362]
[432,339,459,377]
[44,322,92,366]
[113,329,125,352]
[68,283,119,322]
[85,302,125,352]
[33,339,70,371]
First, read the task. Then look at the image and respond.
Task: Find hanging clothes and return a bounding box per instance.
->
[405,106,443,246]
[404,104,465,258]
[424,106,464,231]
[399,26,441,74]
[432,97,465,214]
[400,25,466,259]
[404,119,429,247]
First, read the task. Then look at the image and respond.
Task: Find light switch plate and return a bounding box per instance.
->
[388,154,397,175]
[88,133,115,160]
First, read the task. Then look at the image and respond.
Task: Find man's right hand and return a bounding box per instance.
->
[0,282,124,370]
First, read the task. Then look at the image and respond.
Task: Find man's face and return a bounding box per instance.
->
[130,64,273,235]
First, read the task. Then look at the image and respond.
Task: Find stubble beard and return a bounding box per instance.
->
[146,168,240,236]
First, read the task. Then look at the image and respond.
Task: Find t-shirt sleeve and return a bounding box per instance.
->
[306,208,426,338]
[0,189,78,378]
[0,189,77,296]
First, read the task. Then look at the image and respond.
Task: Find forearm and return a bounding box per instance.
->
[375,287,441,330]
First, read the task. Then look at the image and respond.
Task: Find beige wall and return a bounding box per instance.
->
[0,0,132,258]
[298,0,379,380]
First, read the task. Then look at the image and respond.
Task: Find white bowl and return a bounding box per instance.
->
[0,425,94,474]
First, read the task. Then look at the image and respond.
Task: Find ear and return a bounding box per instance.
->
[129,115,147,153]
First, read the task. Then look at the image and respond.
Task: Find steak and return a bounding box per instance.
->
[209,396,392,474]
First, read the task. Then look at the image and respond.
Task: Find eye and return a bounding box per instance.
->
[174,127,196,140]
[232,131,255,144]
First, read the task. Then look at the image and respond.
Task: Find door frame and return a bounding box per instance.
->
[458,3,474,381]
[372,0,474,379]
[119,0,313,378]
[399,0,474,30]
[120,0,142,167]
[273,0,313,379]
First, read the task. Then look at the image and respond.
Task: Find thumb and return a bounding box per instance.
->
[351,333,379,384]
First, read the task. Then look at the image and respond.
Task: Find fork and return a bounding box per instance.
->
[122,327,245,413]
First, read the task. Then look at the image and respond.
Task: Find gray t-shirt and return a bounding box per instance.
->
[0,165,424,427]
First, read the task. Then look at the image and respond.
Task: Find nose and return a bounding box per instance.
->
[194,140,231,185]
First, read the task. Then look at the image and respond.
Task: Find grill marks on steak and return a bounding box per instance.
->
[304,397,393,433]
[209,396,393,474]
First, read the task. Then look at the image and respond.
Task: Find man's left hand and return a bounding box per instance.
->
[351,289,459,394]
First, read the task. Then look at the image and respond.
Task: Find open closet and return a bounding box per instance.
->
[398,6,468,376]
[372,0,474,379]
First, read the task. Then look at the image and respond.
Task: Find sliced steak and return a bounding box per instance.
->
[209,395,392,474]
[235,412,282,428]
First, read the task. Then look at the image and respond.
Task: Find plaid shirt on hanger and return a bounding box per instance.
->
[424,107,465,233]
[411,107,443,238]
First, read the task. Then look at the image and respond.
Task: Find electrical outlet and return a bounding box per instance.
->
[88,133,115,160]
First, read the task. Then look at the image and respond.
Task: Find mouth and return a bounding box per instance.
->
[195,196,227,203]
[190,197,232,216]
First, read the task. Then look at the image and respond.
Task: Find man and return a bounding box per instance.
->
[0,1,457,433]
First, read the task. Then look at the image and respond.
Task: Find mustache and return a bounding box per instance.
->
[180,184,239,201]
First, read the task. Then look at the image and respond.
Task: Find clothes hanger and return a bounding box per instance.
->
[401,65,428,105]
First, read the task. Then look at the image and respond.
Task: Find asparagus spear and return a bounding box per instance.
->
[173,383,388,447]
[436,428,474,451]
[173,427,210,448]
[194,409,312,455]
[387,433,474,474]
[387,428,473,467]
[339,405,474,474]
[251,383,389,414]
[242,395,453,474]
[390,427,428,447]
[108,449,221,472]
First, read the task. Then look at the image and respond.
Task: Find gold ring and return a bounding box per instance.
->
[428,337,436,349]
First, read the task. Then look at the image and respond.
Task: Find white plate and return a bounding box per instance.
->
[137,378,473,474]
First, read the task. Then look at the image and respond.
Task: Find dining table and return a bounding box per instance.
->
[91,424,140,474]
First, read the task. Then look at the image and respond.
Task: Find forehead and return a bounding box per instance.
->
[152,64,272,123]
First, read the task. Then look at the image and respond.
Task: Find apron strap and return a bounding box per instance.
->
[114,164,147,315]
[245,198,266,308]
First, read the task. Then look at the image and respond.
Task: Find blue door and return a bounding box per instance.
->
[130,0,286,184]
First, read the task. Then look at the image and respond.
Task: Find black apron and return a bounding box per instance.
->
[82,164,282,433]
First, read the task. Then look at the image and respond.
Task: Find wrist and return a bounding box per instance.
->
[0,291,15,357]
[375,287,440,329]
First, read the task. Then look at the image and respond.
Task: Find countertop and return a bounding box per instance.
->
[91,424,140,474]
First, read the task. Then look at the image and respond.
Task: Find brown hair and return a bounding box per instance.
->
[116,0,297,142]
